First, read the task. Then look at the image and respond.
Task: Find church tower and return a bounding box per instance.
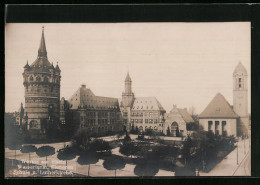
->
[233,62,249,136]
[22,27,61,138]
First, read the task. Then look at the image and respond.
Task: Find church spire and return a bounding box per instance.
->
[38,26,47,58]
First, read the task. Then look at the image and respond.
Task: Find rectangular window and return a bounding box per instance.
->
[135,119,138,123]
[154,119,157,123]
[123,112,128,117]
[208,121,213,131]
[140,119,143,123]
[131,119,134,123]
[145,119,148,124]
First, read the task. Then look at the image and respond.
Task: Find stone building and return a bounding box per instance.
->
[198,62,249,137]
[164,105,194,137]
[60,84,123,135]
[21,27,61,137]
[198,93,239,137]
[120,72,166,132]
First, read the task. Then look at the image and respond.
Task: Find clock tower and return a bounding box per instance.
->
[233,62,249,136]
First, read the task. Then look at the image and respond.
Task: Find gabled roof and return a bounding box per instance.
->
[178,108,194,123]
[131,97,165,111]
[199,93,239,118]
[233,62,247,76]
[68,85,119,110]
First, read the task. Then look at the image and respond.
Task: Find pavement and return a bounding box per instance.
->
[199,138,251,176]
[5,141,175,177]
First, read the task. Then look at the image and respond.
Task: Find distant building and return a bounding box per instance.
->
[20,27,61,138]
[198,62,249,137]
[60,84,123,135]
[120,72,166,133]
[164,105,194,137]
[15,103,24,126]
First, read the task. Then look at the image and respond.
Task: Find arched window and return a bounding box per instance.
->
[36,76,41,81]
[30,120,38,128]
[30,76,34,81]
[44,76,48,82]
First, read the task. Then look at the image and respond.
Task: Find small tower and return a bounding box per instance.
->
[121,72,135,131]
[122,72,135,107]
[233,62,249,136]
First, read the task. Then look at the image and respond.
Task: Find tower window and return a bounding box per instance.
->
[30,76,34,81]
[238,78,244,89]
[44,76,48,82]
[36,76,41,81]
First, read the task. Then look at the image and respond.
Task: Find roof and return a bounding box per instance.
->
[28,27,58,73]
[38,26,47,58]
[68,85,119,110]
[164,105,194,123]
[233,62,247,76]
[199,93,239,118]
[178,108,194,123]
[131,97,165,111]
[125,72,132,82]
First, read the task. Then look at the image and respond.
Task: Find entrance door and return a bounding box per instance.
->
[171,122,179,137]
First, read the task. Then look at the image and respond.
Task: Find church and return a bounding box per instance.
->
[198,62,249,137]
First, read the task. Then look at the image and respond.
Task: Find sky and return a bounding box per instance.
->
[5,23,251,114]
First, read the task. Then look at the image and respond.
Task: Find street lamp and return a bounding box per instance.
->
[236,139,239,165]
[244,135,246,155]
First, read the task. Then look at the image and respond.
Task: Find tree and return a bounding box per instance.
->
[119,142,139,158]
[8,141,22,166]
[36,146,55,167]
[182,136,193,165]
[123,132,131,143]
[103,156,126,177]
[57,147,76,170]
[134,160,159,177]
[116,131,125,141]
[73,128,92,150]
[20,145,37,165]
[89,139,111,153]
[77,151,99,176]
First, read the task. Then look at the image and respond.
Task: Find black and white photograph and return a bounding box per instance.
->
[5,22,251,177]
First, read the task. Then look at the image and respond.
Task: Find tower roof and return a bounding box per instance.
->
[199,93,239,118]
[30,26,52,71]
[24,60,30,69]
[125,72,132,82]
[38,26,47,58]
[233,62,247,76]
[56,62,61,71]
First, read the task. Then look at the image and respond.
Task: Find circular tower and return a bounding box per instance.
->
[22,27,61,137]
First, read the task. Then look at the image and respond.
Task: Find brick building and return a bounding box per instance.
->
[60,84,123,135]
